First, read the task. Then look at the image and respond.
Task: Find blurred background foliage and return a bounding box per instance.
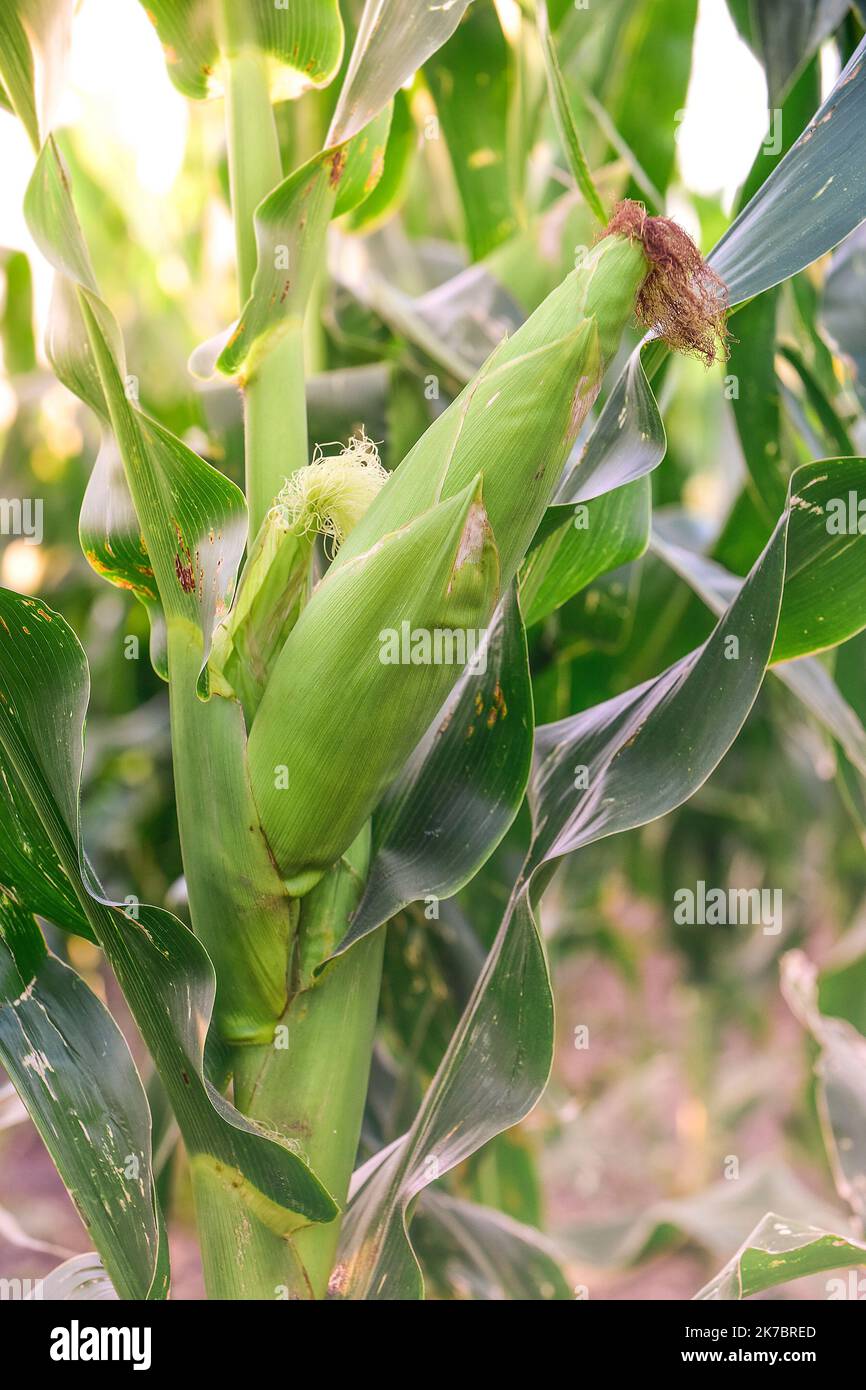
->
[3,0,866,1299]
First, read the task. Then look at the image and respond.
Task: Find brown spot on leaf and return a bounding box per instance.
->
[492,681,507,720]
[175,554,195,593]
[570,373,601,441]
[173,522,196,594]
[365,148,385,190]
[328,1263,349,1298]
[328,148,347,189]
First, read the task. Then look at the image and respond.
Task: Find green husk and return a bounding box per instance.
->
[331,232,649,588]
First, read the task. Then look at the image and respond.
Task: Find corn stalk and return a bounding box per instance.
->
[2,0,866,1308]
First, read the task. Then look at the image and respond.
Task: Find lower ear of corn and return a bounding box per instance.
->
[248,477,500,890]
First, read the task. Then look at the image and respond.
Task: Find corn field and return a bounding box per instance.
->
[1,0,866,1331]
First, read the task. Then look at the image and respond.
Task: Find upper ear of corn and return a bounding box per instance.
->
[331,231,649,588]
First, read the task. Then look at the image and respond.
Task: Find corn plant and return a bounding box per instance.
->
[2,0,866,1303]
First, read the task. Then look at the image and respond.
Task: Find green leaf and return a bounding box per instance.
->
[554,342,666,505]
[216,105,393,379]
[0,7,34,146]
[650,522,866,776]
[520,477,650,627]
[608,0,697,199]
[710,37,866,304]
[747,0,849,106]
[726,289,787,517]
[773,458,866,661]
[526,459,864,872]
[559,560,643,654]
[377,902,485,1083]
[25,139,248,683]
[140,0,345,101]
[0,588,338,1273]
[833,627,866,833]
[414,1191,572,1301]
[783,950,866,1221]
[695,1214,866,1300]
[335,885,553,1300]
[217,0,477,379]
[0,0,73,150]
[347,88,416,235]
[426,5,515,259]
[822,223,866,407]
[328,0,472,147]
[0,721,95,945]
[536,0,606,226]
[78,436,167,678]
[0,249,36,374]
[779,341,856,457]
[0,900,167,1300]
[332,585,533,957]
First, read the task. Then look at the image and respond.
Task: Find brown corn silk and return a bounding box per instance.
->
[604,199,729,366]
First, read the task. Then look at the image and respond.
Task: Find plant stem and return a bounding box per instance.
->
[220,17,309,535]
[166,631,295,1041]
[232,833,384,1298]
[210,11,379,1299]
[245,333,308,534]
